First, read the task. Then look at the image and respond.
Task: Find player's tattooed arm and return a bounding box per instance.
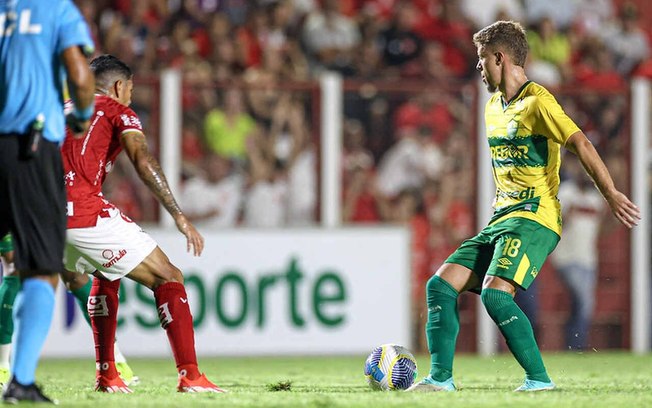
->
[121,131,182,217]
[121,131,205,255]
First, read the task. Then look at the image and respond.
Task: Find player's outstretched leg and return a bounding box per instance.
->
[88,277,132,393]
[153,281,225,393]
[0,250,19,386]
[481,288,555,392]
[407,275,458,392]
[63,270,139,386]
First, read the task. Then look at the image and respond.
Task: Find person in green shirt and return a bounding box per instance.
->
[203,88,256,161]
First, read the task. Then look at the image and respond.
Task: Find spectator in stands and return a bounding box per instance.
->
[243,48,289,128]
[352,40,384,79]
[551,158,607,350]
[414,41,454,81]
[376,1,423,76]
[342,165,382,224]
[343,119,374,174]
[461,0,524,30]
[526,52,563,87]
[601,2,650,76]
[302,0,361,75]
[574,0,615,37]
[523,0,578,30]
[219,0,250,26]
[414,0,476,78]
[267,0,299,51]
[242,128,289,228]
[181,153,244,229]
[574,39,627,90]
[203,88,257,162]
[342,120,380,223]
[180,115,206,176]
[527,17,571,80]
[210,37,244,81]
[234,7,267,68]
[207,12,245,81]
[271,94,317,226]
[394,91,458,143]
[375,125,443,200]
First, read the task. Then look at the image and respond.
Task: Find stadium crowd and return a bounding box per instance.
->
[78,0,649,219]
[77,0,645,350]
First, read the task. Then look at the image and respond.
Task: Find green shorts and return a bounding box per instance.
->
[445,217,559,290]
[0,234,13,255]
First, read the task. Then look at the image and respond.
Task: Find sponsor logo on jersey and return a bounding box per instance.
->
[496,187,536,202]
[120,114,142,129]
[518,187,536,200]
[102,249,127,268]
[488,135,549,168]
[490,144,529,160]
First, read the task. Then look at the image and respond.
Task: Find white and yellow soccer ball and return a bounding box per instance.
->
[364,344,418,391]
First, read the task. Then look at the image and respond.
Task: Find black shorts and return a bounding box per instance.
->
[0,135,66,276]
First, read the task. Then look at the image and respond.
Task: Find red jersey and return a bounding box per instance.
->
[62,95,143,228]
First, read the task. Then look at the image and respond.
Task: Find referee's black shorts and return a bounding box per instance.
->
[0,134,66,277]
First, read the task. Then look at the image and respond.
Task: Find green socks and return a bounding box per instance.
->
[0,276,20,344]
[71,278,93,326]
[425,275,460,381]
[481,288,550,382]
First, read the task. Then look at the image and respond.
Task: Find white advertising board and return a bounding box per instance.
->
[41,227,411,357]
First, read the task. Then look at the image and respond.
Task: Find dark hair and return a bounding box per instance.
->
[89,54,132,88]
[473,21,529,67]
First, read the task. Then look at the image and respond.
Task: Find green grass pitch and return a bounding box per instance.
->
[33,352,652,407]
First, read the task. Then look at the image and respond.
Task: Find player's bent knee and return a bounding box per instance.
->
[426,275,457,296]
[434,263,475,293]
[148,263,184,290]
[480,287,514,319]
[165,264,184,285]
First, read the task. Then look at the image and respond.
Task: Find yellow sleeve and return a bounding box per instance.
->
[533,91,580,145]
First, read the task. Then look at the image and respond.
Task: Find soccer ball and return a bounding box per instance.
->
[364,344,417,391]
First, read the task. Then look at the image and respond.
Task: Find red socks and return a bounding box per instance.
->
[88,278,121,379]
[154,282,200,379]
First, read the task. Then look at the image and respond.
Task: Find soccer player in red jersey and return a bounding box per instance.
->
[61,55,225,394]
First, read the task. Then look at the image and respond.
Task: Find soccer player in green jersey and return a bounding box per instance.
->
[408,21,641,393]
